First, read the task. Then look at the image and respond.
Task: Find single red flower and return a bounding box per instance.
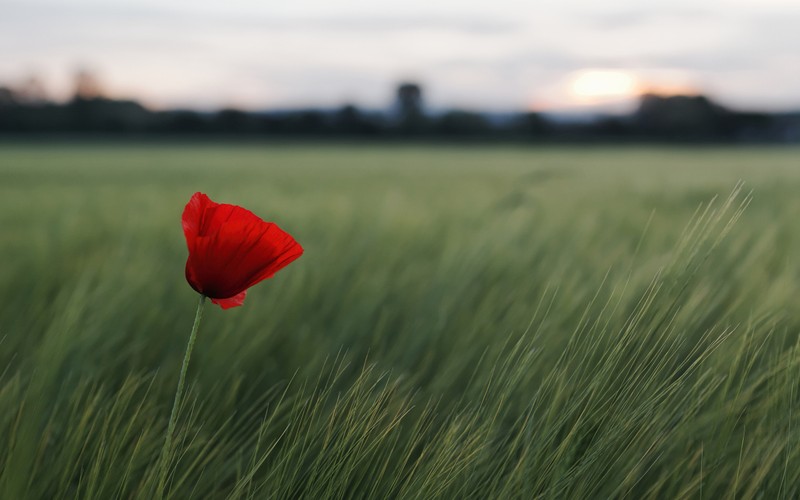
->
[182,192,303,309]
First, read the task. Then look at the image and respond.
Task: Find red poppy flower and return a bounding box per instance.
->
[182,192,303,309]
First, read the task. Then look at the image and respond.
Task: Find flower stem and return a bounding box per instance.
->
[158,294,206,498]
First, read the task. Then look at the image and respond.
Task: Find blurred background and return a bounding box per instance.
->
[2,0,800,141]
[4,2,800,497]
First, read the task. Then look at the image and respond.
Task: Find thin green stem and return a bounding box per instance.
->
[157,294,206,498]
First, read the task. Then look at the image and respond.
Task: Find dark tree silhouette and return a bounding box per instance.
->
[394,82,426,133]
[635,94,729,140]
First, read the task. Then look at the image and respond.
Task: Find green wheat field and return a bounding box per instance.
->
[1,143,799,498]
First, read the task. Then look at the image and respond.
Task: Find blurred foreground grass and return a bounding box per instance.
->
[0,143,799,498]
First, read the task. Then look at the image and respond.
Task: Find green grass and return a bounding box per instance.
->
[1,143,799,498]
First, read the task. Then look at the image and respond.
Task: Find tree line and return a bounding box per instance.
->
[1,78,798,142]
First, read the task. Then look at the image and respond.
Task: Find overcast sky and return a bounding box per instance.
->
[2,0,799,112]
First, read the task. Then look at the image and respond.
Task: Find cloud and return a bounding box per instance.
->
[579,8,715,30]
[2,1,518,37]
[265,16,519,35]
[436,51,595,75]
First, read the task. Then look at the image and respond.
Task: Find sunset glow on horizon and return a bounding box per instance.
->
[569,70,639,103]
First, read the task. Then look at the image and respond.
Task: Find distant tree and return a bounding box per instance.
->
[334,104,362,133]
[0,86,17,107]
[393,82,426,134]
[73,68,104,101]
[512,112,552,139]
[67,97,149,132]
[214,109,259,133]
[590,116,633,139]
[396,83,422,116]
[634,93,729,140]
[434,110,492,136]
[155,111,209,133]
[16,75,48,105]
[284,110,329,135]
[332,104,382,135]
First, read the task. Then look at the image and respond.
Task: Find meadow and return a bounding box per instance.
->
[0,142,799,498]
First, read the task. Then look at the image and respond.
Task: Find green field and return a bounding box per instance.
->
[1,143,799,498]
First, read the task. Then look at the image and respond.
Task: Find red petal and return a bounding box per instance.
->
[182,193,303,302]
[234,222,304,291]
[211,291,247,309]
[182,192,214,243]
